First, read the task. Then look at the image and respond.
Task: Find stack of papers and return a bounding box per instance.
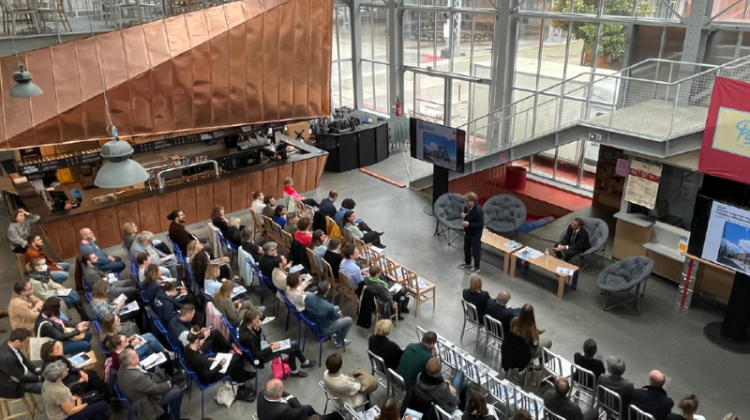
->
[68,353,93,368]
[140,352,167,370]
[209,353,233,374]
[556,267,575,276]
[231,285,247,299]
[161,255,176,266]
[261,316,275,325]
[107,274,119,283]
[119,301,139,315]
[56,288,72,296]
[389,283,403,293]
[132,335,147,350]
[505,240,521,249]
[417,279,430,290]
[272,339,291,351]
[289,265,304,273]
[364,406,381,420]
[113,294,127,305]
[403,408,423,420]
[516,247,543,260]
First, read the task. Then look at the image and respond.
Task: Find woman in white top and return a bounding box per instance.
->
[284,272,310,312]
[343,210,385,248]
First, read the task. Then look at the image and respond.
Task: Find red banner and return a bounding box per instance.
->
[699,76,750,184]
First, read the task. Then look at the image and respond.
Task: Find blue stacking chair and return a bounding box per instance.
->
[179,358,234,419]
[215,230,238,267]
[221,315,261,395]
[115,383,142,420]
[280,292,303,342]
[154,319,182,358]
[91,320,111,357]
[300,313,345,367]
[83,292,100,321]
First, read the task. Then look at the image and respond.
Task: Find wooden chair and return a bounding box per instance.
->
[250,210,265,239]
[0,395,37,420]
[340,224,355,244]
[281,229,293,258]
[322,259,340,300]
[372,253,401,283]
[338,272,360,313]
[373,295,398,327]
[305,247,324,280]
[401,267,436,317]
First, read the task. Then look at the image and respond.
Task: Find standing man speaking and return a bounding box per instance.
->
[458,192,484,274]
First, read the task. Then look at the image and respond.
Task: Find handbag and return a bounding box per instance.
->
[351,369,378,393]
[271,357,290,379]
[30,321,53,361]
[215,382,236,408]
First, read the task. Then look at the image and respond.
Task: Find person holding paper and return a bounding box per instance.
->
[40,360,108,420]
[100,316,166,360]
[81,253,137,302]
[0,328,44,397]
[188,240,231,288]
[117,349,185,420]
[39,341,113,403]
[104,333,172,375]
[35,298,91,355]
[364,266,406,320]
[141,263,196,308]
[259,242,291,279]
[27,258,88,321]
[239,309,314,377]
[213,280,261,326]
[168,304,235,353]
[89,282,143,330]
[183,326,255,401]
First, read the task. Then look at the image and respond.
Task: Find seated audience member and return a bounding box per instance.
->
[343,210,385,248]
[78,228,125,274]
[397,330,437,388]
[25,235,70,284]
[117,348,184,420]
[130,232,172,278]
[283,177,320,208]
[463,389,495,420]
[309,230,328,270]
[99,314,165,360]
[303,281,352,347]
[294,217,314,247]
[188,240,230,287]
[40,341,112,401]
[324,239,343,279]
[211,205,242,245]
[105,333,171,373]
[82,253,137,302]
[203,264,230,298]
[401,358,466,419]
[284,212,300,235]
[168,304,234,353]
[136,252,151,284]
[262,196,277,219]
[141,264,193,308]
[123,222,138,250]
[41,361,108,420]
[27,258,87,321]
[339,243,365,295]
[485,290,516,335]
[225,217,244,247]
[258,379,340,420]
[9,281,43,331]
[319,190,339,219]
[7,208,35,255]
[323,353,374,408]
[632,370,674,420]
[574,338,605,379]
[273,205,288,229]
[598,357,635,419]
[183,326,255,400]
[543,376,588,420]
[272,254,295,294]
[368,320,403,371]
[89,281,141,326]
[462,274,490,323]
[168,208,212,257]
[334,198,371,230]
[36,298,91,354]
[259,242,289,279]
[378,397,407,420]
[286,273,310,312]
[240,228,263,262]
[214,280,259,326]
[251,191,266,222]
[513,411,532,420]
[239,309,314,377]
[667,395,705,420]
[552,218,590,263]
[0,328,43,397]
[364,266,404,321]
[510,303,551,359]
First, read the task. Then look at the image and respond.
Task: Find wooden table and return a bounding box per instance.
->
[481,230,524,273]
[509,248,579,299]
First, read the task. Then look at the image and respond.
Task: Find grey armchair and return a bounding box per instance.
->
[433,193,467,246]
[597,256,654,315]
[557,217,609,268]
[483,194,526,235]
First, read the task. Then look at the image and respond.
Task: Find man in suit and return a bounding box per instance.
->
[117,348,186,420]
[553,217,590,262]
[319,190,339,219]
[598,357,635,419]
[0,328,43,398]
[543,377,586,420]
[457,192,485,274]
[485,290,518,335]
[631,370,674,420]
[258,379,341,420]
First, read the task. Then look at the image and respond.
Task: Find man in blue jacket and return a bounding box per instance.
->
[457,192,484,274]
[79,227,125,274]
[303,281,352,347]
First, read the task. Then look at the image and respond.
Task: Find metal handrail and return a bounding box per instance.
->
[157,160,219,189]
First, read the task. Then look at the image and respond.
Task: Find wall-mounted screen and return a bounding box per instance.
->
[702,200,750,274]
[409,118,465,173]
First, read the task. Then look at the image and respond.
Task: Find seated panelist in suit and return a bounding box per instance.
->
[257,379,341,420]
[553,218,590,262]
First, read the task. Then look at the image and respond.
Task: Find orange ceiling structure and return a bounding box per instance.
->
[0,0,332,150]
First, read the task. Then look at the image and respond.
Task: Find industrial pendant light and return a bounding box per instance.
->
[9,38,42,98]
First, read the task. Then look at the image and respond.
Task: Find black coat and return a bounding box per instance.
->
[631,386,674,420]
[289,240,311,270]
[323,251,343,279]
[597,374,634,418]
[501,332,531,372]
[35,316,79,341]
[485,300,515,335]
[238,326,273,368]
[357,288,376,329]
[462,289,490,323]
[259,254,278,279]
[0,342,41,398]
[543,391,584,420]
[257,391,311,420]
[242,242,263,263]
[319,199,337,219]
[463,205,484,236]
[560,225,591,254]
[573,353,605,379]
[183,347,226,384]
[368,334,403,371]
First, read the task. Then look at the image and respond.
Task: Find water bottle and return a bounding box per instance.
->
[545,249,550,263]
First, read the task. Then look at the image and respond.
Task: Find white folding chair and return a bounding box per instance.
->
[595,385,622,420]
[515,388,544,420]
[434,405,453,420]
[319,381,343,414]
[344,403,365,420]
[457,353,482,385]
[483,314,504,356]
[629,405,656,420]
[486,374,514,420]
[570,364,597,407]
[387,368,407,402]
[542,408,566,420]
[368,350,389,389]
[538,347,572,391]
[416,325,427,342]
[460,299,485,349]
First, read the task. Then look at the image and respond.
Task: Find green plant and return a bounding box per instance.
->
[549,0,653,63]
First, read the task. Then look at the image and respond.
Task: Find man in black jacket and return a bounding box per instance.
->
[0,328,43,398]
[400,358,466,420]
[485,290,517,335]
[544,377,587,420]
[258,379,341,420]
[319,190,339,219]
[553,218,590,262]
[457,192,485,274]
[631,370,674,420]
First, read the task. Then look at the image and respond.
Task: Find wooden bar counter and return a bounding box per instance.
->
[21,140,327,260]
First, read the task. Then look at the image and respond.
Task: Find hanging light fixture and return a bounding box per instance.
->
[9,38,42,98]
[84,2,149,190]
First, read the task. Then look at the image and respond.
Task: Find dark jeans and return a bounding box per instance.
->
[464,234,481,269]
[71,370,113,402]
[12,246,27,253]
[24,381,43,394]
[158,387,183,420]
[199,330,232,354]
[301,198,320,208]
[155,242,172,255]
[62,332,92,354]
[362,232,384,247]
[65,398,108,420]
[96,256,125,274]
[261,340,307,370]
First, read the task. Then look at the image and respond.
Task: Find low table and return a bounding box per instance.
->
[481,230,524,273]
[509,248,579,299]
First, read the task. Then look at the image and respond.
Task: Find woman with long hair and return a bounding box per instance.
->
[104,333,172,374]
[35,298,91,354]
[462,389,494,420]
[203,264,229,298]
[99,314,165,359]
[27,257,88,321]
[343,210,385,248]
[40,341,113,402]
[188,240,231,287]
[377,397,406,420]
[273,205,288,229]
[213,280,258,326]
[40,360,108,420]
[122,222,138,250]
[211,205,242,245]
[141,263,195,307]
[510,303,551,358]
[238,309,314,377]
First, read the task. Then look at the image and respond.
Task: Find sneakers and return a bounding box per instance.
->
[290,370,308,378]
[457,263,472,269]
[470,267,481,273]
[258,306,266,313]
[300,360,316,369]
[333,339,351,348]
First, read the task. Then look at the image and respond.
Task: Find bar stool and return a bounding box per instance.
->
[0,394,37,420]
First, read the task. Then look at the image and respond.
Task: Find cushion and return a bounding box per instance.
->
[483,194,527,233]
[597,256,654,292]
[433,193,466,230]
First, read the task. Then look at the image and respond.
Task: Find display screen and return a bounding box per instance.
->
[409,118,465,173]
[702,200,750,274]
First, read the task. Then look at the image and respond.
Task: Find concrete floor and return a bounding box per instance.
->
[0,154,747,420]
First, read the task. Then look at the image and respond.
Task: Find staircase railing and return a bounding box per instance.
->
[460,55,750,160]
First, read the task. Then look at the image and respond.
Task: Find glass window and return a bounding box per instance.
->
[712,0,748,21]
[515,17,544,90]
[335,7,352,60]
[404,10,421,67]
[373,63,391,113]
[363,61,376,110]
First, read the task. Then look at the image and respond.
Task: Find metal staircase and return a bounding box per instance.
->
[411,55,750,189]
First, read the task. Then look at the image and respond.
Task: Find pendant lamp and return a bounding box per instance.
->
[94,127,150,189]
[10,64,43,98]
